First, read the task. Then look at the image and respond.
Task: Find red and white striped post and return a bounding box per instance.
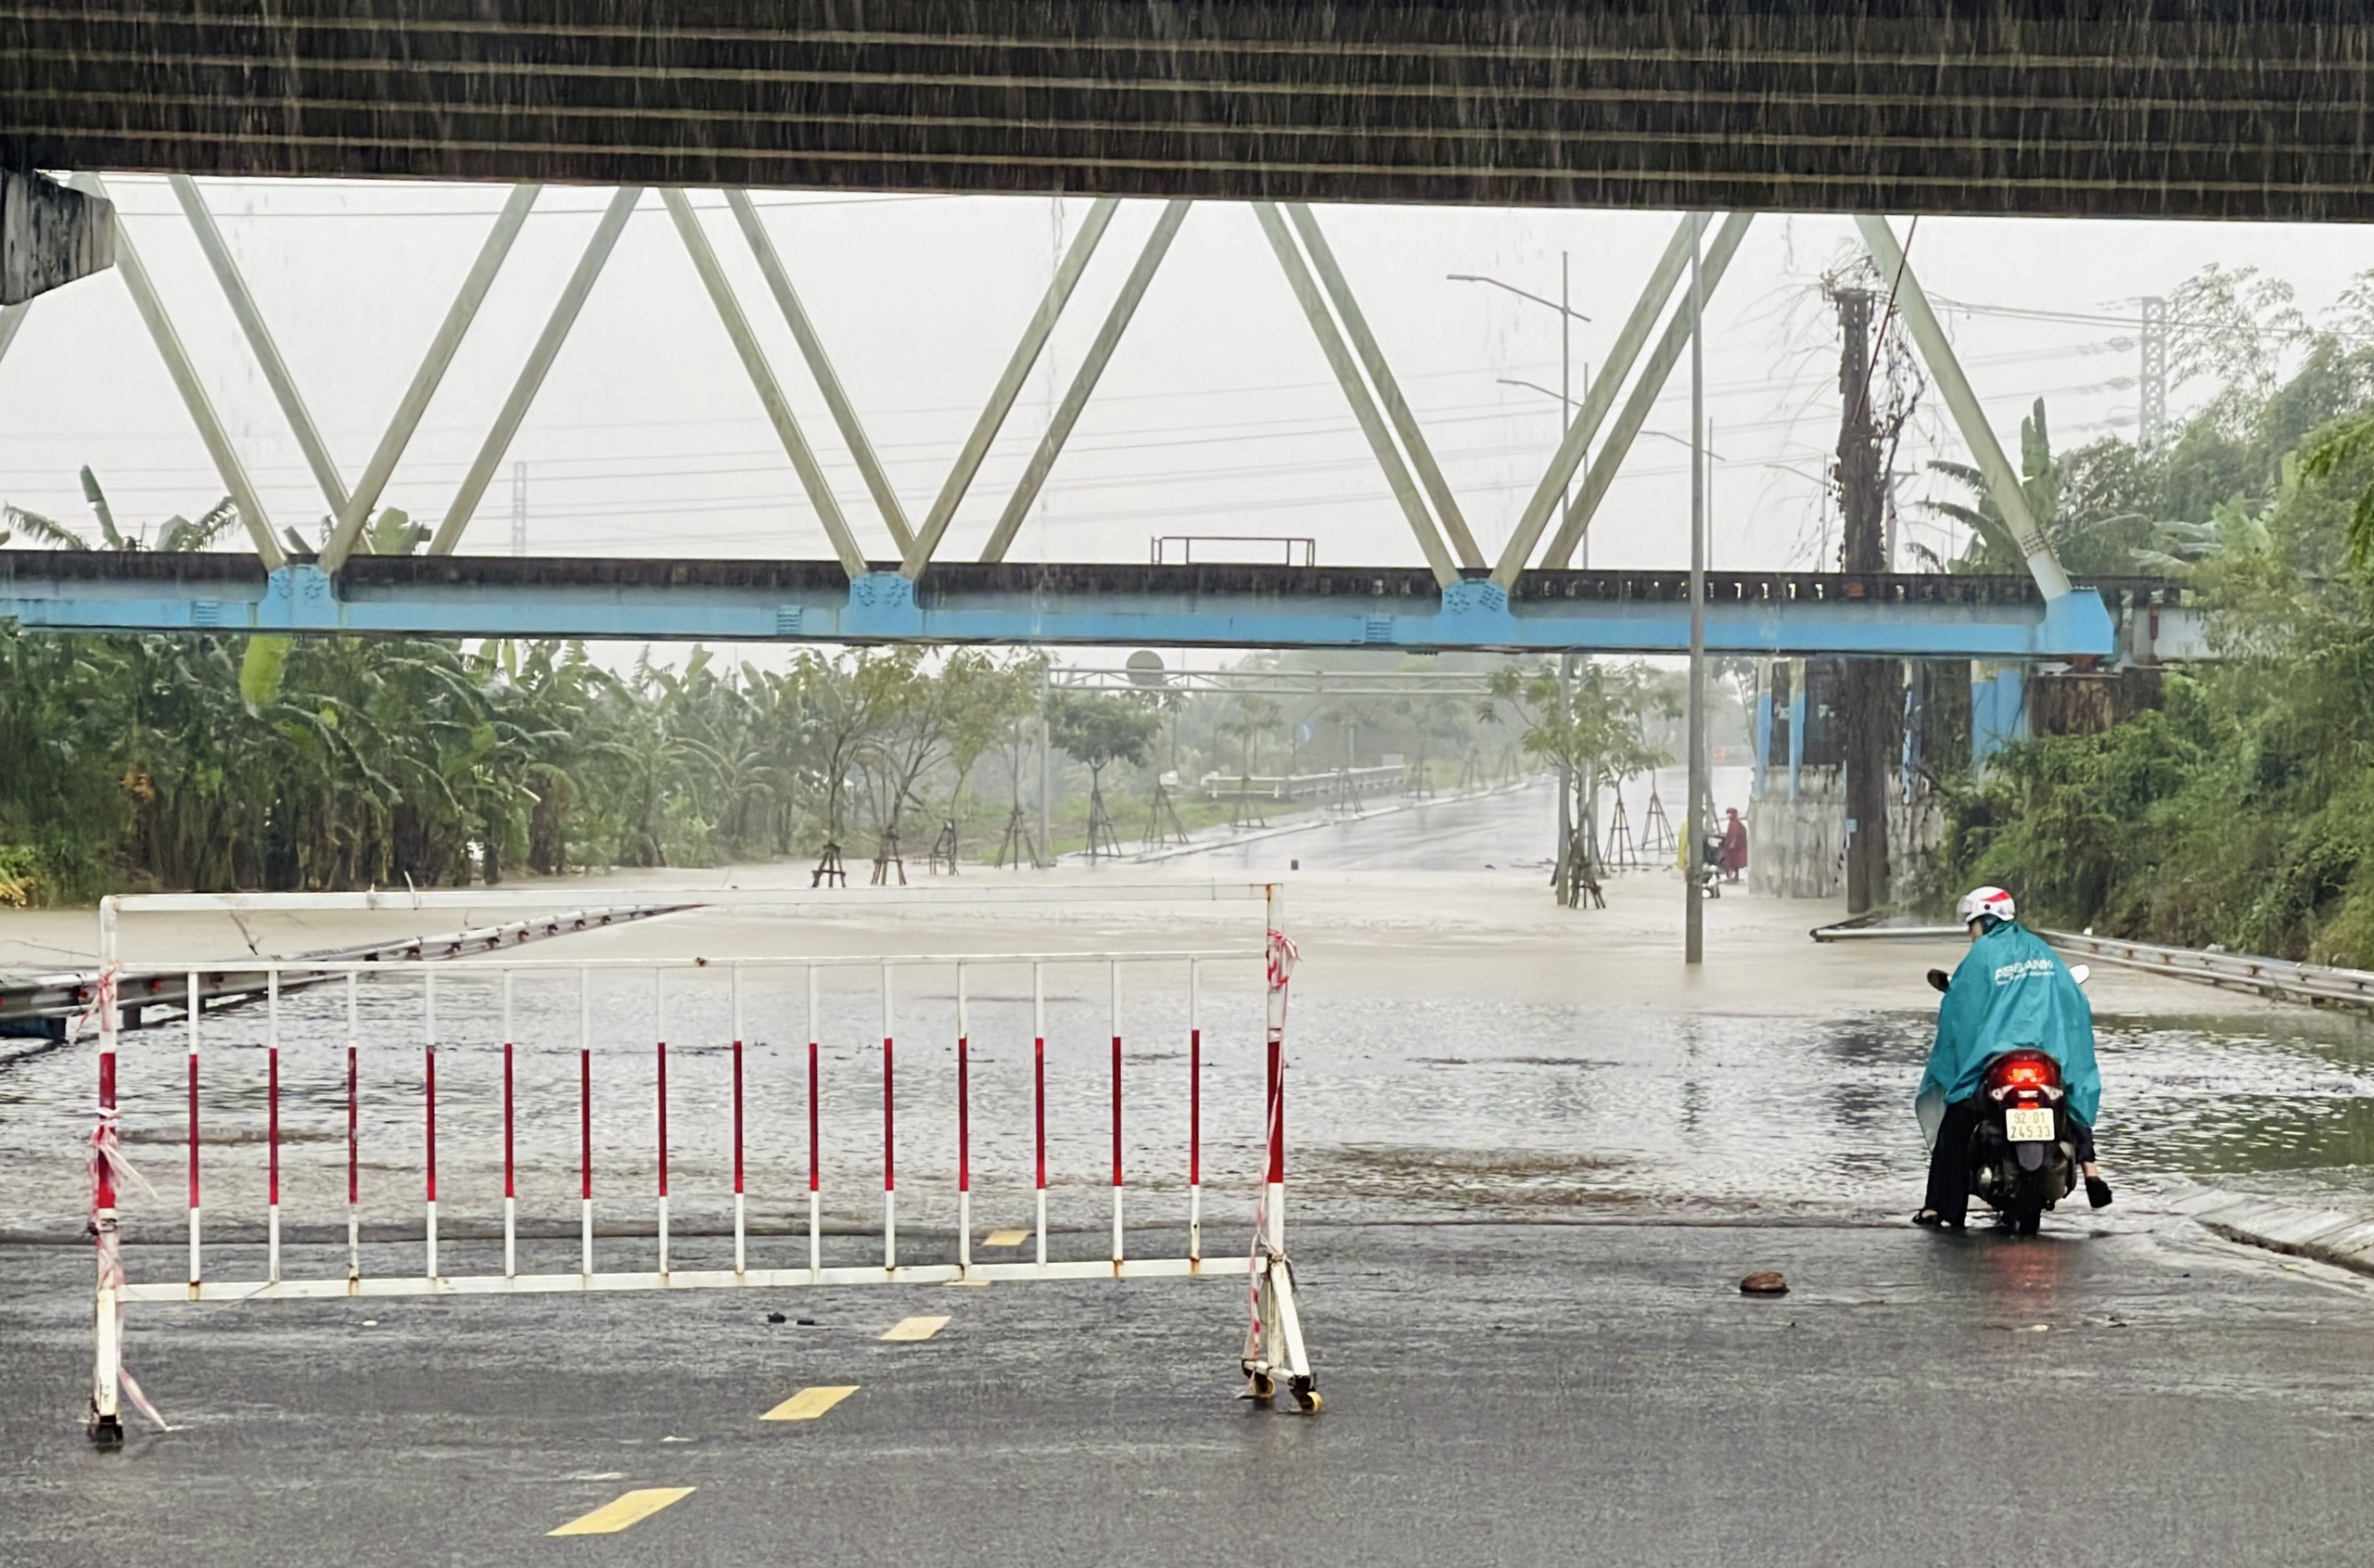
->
[881,962,896,1271]
[344,973,359,1281]
[578,968,594,1278]
[1110,961,1125,1265]
[501,971,517,1279]
[423,971,438,1280]
[89,899,121,1441]
[1032,961,1048,1268]
[185,969,201,1289]
[1263,885,1288,1259]
[654,969,670,1277]
[806,966,822,1278]
[731,965,747,1276]
[1188,958,1202,1262]
[955,963,972,1272]
[266,970,282,1283]
[1243,881,1315,1409]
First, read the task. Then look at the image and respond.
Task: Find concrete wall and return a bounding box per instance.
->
[1749,765,1941,905]
[1750,771,1843,900]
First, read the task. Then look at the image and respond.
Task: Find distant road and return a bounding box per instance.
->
[1160,779,1557,873]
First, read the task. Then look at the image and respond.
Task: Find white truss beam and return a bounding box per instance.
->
[428,187,640,557]
[1493,215,1703,587]
[1285,203,1483,570]
[725,189,915,560]
[980,199,1191,566]
[1541,212,1755,569]
[70,172,284,569]
[663,188,869,579]
[1857,214,2073,599]
[900,198,1120,576]
[1254,201,1459,589]
[318,185,540,573]
[169,174,350,522]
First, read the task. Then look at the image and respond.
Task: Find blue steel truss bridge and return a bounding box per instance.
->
[2,3,2284,661]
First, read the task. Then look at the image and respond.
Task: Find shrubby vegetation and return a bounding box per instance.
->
[0,629,1055,902]
[1921,266,2374,964]
[0,589,1641,902]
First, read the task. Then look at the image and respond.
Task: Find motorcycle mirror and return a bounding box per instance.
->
[1925,968,1951,993]
[2069,963,2091,987]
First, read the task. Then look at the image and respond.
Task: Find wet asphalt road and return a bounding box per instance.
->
[1159,769,1750,875]
[11,787,2374,1562]
[6,1217,2374,1567]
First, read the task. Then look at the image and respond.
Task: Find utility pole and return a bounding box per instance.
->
[1563,252,1591,569]
[2138,296,2168,449]
[1832,284,1894,915]
[1038,661,1054,869]
[1555,652,1573,884]
[1685,216,1708,966]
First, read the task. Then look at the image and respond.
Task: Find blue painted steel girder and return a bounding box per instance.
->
[0,555,2157,658]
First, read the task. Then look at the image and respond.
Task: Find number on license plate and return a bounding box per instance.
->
[2004,1106,2055,1143]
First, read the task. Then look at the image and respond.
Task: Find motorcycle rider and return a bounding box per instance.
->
[1913,886,2113,1230]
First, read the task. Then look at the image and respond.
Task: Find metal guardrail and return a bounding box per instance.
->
[1050,665,1515,697]
[1807,916,2374,1013]
[1806,920,1966,942]
[2040,930,2374,1011]
[1200,765,1407,802]
[0,903,690,1039]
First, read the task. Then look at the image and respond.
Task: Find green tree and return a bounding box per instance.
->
[1048,690,1160,784]
[1487,661,1667,907]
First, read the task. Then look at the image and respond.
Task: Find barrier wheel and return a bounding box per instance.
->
[1290,1378,1322,1414]
[88,1413,123,1447]
[1247,1372,1275,1404]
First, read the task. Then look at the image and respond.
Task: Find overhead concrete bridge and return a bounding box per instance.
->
[5,2,2370,220]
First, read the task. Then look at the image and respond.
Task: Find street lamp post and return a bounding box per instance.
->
[1455,257,1596,878]
[1685,216,1709,967]
[1455,255,1593,567]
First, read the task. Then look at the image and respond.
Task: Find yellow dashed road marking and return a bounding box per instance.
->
[549,1487,696,1536]
[881,1314,951,1342]
[982,1229,1027,1247]
[761,1384,859,1421]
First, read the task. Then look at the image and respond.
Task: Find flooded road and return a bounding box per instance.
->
[6,784,2372,1256]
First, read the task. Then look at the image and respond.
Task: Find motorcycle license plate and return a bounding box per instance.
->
[2004,1107,2055,1143]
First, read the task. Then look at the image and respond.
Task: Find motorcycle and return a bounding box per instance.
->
[1923,963,2090,1235]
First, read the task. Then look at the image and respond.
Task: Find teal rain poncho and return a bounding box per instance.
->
[1916,919,2101,1148]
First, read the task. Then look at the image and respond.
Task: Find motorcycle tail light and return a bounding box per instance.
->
[1985,1050,2061,1094]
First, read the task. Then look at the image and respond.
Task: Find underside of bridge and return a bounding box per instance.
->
[0,554,2177,658]
[6,2,2371,221]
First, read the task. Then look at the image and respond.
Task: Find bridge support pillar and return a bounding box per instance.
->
[1972,664,2029,770]
[3,170,113,305]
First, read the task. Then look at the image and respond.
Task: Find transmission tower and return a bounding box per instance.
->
[2138,297,2168,449]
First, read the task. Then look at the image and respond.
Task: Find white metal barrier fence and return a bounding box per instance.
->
[83,884,1316,1442]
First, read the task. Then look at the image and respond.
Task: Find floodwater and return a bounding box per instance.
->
[5,785,2374,1273]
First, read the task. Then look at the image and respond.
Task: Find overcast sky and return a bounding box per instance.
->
[4,179,2368,591]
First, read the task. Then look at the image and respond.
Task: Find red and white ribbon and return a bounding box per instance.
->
[1246,929,1301,1353]
[84,963,172,1432]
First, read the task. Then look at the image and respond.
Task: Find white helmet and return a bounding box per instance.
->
[1957,886,2016,925]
